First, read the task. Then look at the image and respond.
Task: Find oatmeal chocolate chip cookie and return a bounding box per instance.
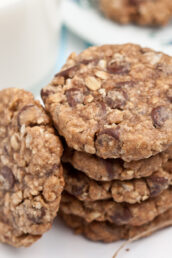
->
[63,148,168,181]
[100,0,172,26]
[0,88,64,247]
[60,189,172,226]
[60,208,172,243]
[64,164,172,204]
[42,44,172,162]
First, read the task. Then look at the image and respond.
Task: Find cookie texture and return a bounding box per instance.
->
[42,44,172,162]
[63,148,168,181]
[100,0,172,26]
[60,208,172,243]
[0,88,64,247]
[64,164,172,203]
[60,189,172,226]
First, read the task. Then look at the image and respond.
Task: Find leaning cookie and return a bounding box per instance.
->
[0,88,64,247]
[60,208,172,243]
[63,148,168,181]
[42,44,172,162]
[100,0,172,26]
[60,189,172,226]
[64,164,172,204]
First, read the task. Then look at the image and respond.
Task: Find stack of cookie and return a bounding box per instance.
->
[41,44,172,242]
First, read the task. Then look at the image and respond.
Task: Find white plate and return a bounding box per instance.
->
[62,0,172,55]
[1,216,172,258]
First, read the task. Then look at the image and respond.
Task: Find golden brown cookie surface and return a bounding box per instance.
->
[42,44,172,162]
[0,88,64,247]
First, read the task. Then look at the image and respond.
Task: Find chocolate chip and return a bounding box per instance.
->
[102,158,123,180]
[41,89,54,99]
[99,127,120,141]
[3,145,9,155]
[55,65,79,80]
[65,88,84,107]
[0,166,15,190]
[107,61,130,75]
[27,207,46,224]
[80,59,99,65]
[128,0,143,5]
[105,89,128,110]
[110,205,132,225]
[17,105,35,127]
[95,127,121,157]
[71,185,84,196]
[151,106,169,128]
[147,176,168,197]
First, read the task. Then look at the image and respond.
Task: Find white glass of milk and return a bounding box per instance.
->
[0,0,61,92]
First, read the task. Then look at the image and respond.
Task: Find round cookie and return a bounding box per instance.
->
[0,88,64,247]
[100,0,172,26]
[60,208,172,243]
[60,189,172,226]
[42,44,172,162]
[64,164,172,203]
[63,148,168,181]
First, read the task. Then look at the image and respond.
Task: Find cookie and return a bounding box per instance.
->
[64,164,172,203]
[63,148,168,181]
[100,0,172,26]
[0,88,64,247]
[164,160,172,173]
[42,44,172,162]
[60,189,172,226]
[60,208,172,243]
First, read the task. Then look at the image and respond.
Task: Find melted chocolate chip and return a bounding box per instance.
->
[71,185,84,196]
[3,145,8,155]
[65,88,84,107]
[102,159,122,180]
[151,106,169,128]
[80,59,99,65]
[99,127,120,141]
[55,59,99,80]
[41,89,54,99]
[0,166,15,190]
[147,176,168,197]
[105,89,128,110]
[55,65,79,80]
[107,61,130,75]
[17,105,35,127]
[110,206,132,225]
[128,0,144,5]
